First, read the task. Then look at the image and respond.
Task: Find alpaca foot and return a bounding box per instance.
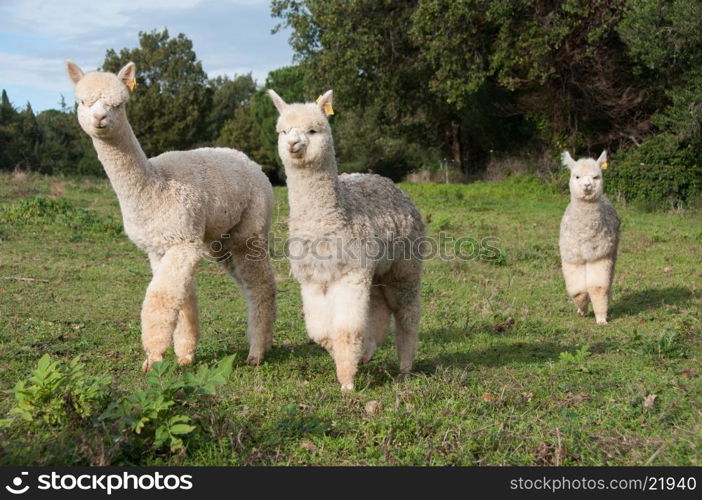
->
[572,292,589,317]
[246,353,263,366]
[340,383,354,393]
[142,354,163,372]
[361,342,376,365]
[399,362,413,375]
[596,317,608,325]
[177,354,194,367]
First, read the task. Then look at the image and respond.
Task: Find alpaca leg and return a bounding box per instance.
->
[173,281,200,366]
[361,285,391,364]
[300,282,333,344]
[220,242,276,366]
[329,276,370,392]
[587,258,614,325]
[152,252,201,366]
[382,257,422,374]
[332,330,364,393]
[562,261,588,316]
[394,300,420,374]
[383,283,421,374]
[141,245,201,371]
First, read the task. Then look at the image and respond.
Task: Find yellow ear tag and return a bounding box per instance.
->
[316,95,334,116]
[601,161,608,170]
[127,77,137,92]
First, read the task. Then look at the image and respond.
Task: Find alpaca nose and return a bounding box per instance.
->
[288,136,305,153]
[92,111,107,127]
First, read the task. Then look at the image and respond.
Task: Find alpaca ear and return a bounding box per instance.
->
[66,60,84,85]
[317,90,333,115]
[596,150,607,168]
[117,62,137,90]
[561,151,576,170]
[267,89,287,113]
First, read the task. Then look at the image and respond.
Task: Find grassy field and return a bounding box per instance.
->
[0,171,700,466]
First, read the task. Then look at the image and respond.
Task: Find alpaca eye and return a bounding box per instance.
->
[593,176,600,179]
[309,129,317,134]
[575,176,580,179]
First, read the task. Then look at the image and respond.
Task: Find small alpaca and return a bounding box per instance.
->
[268,89,424,392]
[559,150,620,324]
[67,60,276,369]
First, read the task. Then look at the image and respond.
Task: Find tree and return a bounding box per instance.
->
[272,1,452,175]
[207,73,257,140]
[618,0,702,148]
[272,0,665,174]
[36,108,102,176]
[0,89,20,170]
[271,1,534,173]
[17,103,41,170]
[102,29,212,156]
[216,106,268,174]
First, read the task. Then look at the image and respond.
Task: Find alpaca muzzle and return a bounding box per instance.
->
[289,142,304,154]
[288,138,307,155]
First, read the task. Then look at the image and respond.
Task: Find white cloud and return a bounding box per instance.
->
[1,0,272,40]
[0,52,68,91]
[0,0,293,110]
[2,0,203,40]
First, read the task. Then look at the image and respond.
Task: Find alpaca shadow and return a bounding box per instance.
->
[196,340,325,367]
[355,340,570,390]
[612,287,694,318]
[356,324,603,389]
[418,340,573,373]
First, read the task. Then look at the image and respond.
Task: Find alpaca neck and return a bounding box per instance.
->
[571,196,602,210]
[92,121,156,205]
[285,156,347,231]
[570,196,606,221]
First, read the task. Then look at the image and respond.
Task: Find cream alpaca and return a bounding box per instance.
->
[67,61,276,369]
[559,151,620,324]
[268,89,424,392]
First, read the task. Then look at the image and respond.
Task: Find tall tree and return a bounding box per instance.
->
[0,89,20,170]
[207,73,257,140]
[272,0,659,173]
[272,0,520,172]
[618,0,702,148]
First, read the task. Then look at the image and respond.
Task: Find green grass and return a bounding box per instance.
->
[0,171,700,465]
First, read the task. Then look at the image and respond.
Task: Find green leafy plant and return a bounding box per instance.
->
[558,345,592,372]
[643,332,688,360]
[2,354,110,426]
[100,354,235,453]
[2,354,235,455]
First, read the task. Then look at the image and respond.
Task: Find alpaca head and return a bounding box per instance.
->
[562,150,607,202]
[268,89,334,169]
[66,60,135,139]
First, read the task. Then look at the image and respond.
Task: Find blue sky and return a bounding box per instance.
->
[0,0,294,112]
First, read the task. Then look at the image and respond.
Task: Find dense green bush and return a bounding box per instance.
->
[608,135,702,207]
